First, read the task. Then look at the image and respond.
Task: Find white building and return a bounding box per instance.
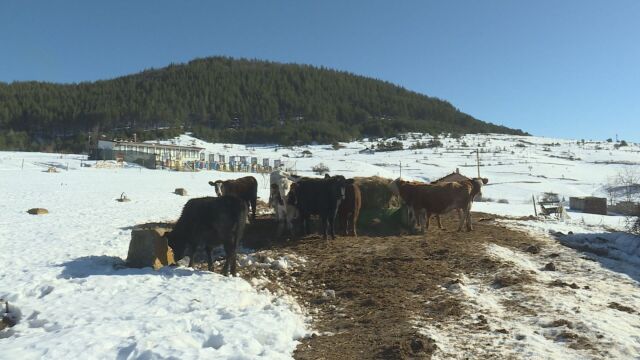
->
[97,140,204,168]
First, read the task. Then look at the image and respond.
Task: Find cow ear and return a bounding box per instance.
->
[482,178,489,184]
[208,181,216,186]
[324,174,331,179]
[346,179,354,185]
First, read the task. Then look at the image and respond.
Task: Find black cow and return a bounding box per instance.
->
[166,196,247,276]
[292,175,351,240]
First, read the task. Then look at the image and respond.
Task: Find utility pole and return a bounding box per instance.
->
[476,149,480,178]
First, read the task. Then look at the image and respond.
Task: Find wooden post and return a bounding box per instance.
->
[532,194,538,217]
[21,159,24,170]
[476,149,480,178]
[399,161,402,179]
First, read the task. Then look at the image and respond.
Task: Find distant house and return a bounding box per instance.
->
[359,148,375,155]
[432,168,470,183]
[95,140,204,169]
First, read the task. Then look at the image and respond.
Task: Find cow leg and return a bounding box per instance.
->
[206,246,214,272]
[352,208,359,237]
[466,204,473,231]
[222,238,236,276]
[351,212,356,236]
[343,214,349,236]
[437,214,445,230]
[457,208,466,232]
[187,246,195,268]
[321,215,329,240]
[304,215,311,237]
[329,214,337,240]
[422,211,429,233]
[407,206,416,229]
[251,197,257,221]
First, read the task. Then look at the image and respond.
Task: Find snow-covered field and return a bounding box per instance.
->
[1,133,639,358]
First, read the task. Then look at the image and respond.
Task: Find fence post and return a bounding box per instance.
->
[532,194,538,217]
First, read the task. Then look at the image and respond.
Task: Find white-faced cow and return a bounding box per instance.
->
[268,170,293,236]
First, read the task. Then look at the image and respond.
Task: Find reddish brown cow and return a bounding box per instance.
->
[209,176,258,220]
[337,182,362,237]
[389,178,488,233]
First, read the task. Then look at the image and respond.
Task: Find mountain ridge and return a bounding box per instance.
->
[0,56,527,151]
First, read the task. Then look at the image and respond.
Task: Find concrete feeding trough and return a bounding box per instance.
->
[126,224,175,270]
[27,208,48,215]
[174,188,188,196]
[569,196,607,215]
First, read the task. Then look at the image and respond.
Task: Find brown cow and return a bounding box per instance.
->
[209,176,258,220]
[389,178,488,233]
[337,182,362,237]
[404,180,445,231]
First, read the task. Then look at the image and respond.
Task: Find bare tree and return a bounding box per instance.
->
[606,168,640,205]
[616,168,640,203]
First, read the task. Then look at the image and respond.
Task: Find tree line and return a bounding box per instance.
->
[0,57,527,152]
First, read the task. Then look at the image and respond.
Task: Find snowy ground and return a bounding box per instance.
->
[0,152,307,359]
[1,133,639,358]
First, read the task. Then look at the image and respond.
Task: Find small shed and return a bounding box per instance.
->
[569,196,607,215]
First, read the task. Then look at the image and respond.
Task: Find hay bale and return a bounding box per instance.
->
[174,188,188,196]
[27,208,48,215]
[353,176,400,210]
[126,227,175,270]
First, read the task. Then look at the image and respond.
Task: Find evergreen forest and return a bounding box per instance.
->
[0,57,527,152]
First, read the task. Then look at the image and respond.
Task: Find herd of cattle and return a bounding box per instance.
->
[166,171,488,276]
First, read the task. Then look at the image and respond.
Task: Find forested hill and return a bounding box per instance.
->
[0,57,527,152]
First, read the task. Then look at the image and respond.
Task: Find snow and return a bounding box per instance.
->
[0,152,308,359]
[2,132,639,358]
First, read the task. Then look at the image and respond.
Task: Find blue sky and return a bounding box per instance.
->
[1,0,639,141]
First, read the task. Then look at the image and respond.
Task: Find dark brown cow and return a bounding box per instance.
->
[292,175,350,240]
[209,176,258,220]
[389,178,488,233]
[337,182,362,237]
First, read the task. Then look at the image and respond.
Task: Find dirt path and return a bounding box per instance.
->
[239,213,545,359]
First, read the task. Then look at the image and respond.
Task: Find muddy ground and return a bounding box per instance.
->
[226,212,547,359]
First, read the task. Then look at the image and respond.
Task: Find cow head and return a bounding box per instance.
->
[329,175,349,201]
[287,183,298,205]
[164,230,186,261]
[208,180,224,197]
[470,177,489,200]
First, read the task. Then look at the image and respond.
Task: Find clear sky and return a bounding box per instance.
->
[1,0,639,141]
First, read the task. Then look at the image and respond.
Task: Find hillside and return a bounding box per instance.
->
[0,57,526,151]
